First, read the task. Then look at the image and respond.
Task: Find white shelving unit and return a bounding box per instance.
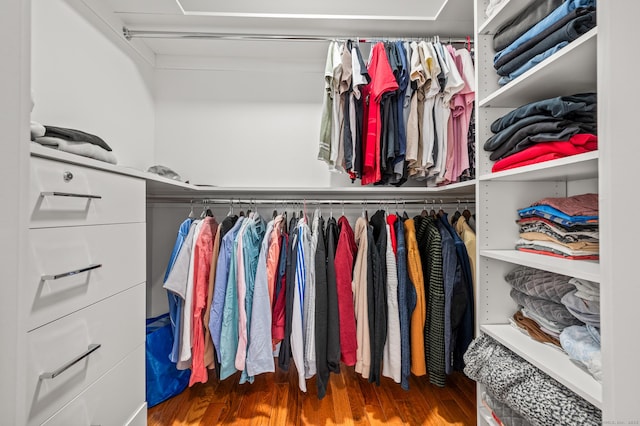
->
[474,0,609,423]
[481,324,602,408]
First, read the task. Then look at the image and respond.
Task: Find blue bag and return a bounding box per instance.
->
[145,313,190,407]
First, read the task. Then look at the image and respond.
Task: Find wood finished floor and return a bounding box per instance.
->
[148,364,477,425]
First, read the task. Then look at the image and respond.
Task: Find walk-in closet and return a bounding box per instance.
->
[1,0,638,424]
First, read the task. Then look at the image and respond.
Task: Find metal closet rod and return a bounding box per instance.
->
[184,198,476,206]
[122,27,472,44]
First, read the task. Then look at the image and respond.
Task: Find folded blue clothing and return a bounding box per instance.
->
[494,0,596,64]
[498,42,569,86]
[560,325,602,381]
[518,205,598,227]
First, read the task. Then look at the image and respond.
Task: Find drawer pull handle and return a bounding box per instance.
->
[39,344,101,380]
[41,264,102,281]
[40,191,102,200]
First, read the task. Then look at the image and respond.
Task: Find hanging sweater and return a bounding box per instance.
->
[404,218,427,376]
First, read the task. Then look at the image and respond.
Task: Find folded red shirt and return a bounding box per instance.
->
[492,133,597,173]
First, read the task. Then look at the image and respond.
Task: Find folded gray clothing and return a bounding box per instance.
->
[522,308,564,335]
[484,115,588,151]
[44,125,112,152]
[511,288,583,328]
[31,121,45,140]
[520,308,565,336]
[147,165,183,181]
[505,265,575,304]
[490,93,596,134]
[561,290,600,327]
[489,121,596,161]
[483,391,533,426]
[570,278,600,301]
[464,334,602,426]
[34,137,117,165]
[493,0,565,51]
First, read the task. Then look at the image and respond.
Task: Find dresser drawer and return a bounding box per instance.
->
[26,223,146,331]
[41,344,145,426]
[29,157,145,228]
[26,284,145,426]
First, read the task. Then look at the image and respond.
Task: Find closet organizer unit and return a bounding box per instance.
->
[473,0,617,424]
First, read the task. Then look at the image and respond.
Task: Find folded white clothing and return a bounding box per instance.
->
[30,121,45,139]
[35,137,117,165]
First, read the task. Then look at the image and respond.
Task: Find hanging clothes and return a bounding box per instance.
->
[368,210,388,385]
[395,215,416,390]
[314,215,330,398]
[352,216,371,379]
[334,216,358,366]
[382,214,401,383]
[404,218,426,376]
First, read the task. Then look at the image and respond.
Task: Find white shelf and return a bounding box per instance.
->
[30,143,476,200]
[481,324,602,408]
[479,28,597,108]
[479,151,599,182]
[480,249,600,283]
[478,0,538,35]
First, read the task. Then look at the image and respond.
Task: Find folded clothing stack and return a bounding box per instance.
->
[505,265,581,346]
[32,124,117,165]
[464,334,602,425]
[492,0,597,86]
[516,193,599,259]
[560,324,602,381]
[484,92,597,171]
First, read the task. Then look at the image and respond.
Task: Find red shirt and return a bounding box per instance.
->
[387,214,398,255]
[492,134,597,173]
[334,216,359,365]
[362,43,400,185]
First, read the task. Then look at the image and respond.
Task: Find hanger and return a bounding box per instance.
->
[272,200,278,220]
[421,200,429,217]
[341,200,345,218]
[429,200,436,218]
[437,199,445,217]
[451,200,462,225]
[188,200,195,219]
[227,200,234,217]
[239,200,245,217]
[463,200,472,221]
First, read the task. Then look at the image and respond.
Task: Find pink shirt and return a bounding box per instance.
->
[188,216,218,386]
[267,216,283,306]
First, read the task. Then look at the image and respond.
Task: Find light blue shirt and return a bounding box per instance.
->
[209,216,245,363]
[239,213,267,384]
[493,0,595,64]
[498,42,569,85]
[163,218,193,362]
[163,220,198,363]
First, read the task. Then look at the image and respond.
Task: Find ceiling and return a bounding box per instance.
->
[97,0,474,64]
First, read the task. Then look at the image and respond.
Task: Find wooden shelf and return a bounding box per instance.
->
[479,28,597,108]
[479,151,599,182]
[480,249,600,283]
[478,0,538,35]
[481,324,602,408]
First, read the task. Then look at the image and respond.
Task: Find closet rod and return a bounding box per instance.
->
[172,198,476,206]
[122,27,472,44]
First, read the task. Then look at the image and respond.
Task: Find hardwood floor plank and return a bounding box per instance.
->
[148,365,477,426]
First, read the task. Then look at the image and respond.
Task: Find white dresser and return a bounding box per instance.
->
[26,153,147,426]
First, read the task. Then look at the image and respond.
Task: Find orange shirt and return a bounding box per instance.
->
[404,219,426,376]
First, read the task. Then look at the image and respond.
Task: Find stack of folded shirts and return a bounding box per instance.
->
[484,92,597,171]
[506,265,583,346]
[33,124,117,164]
[516,193,599,259]
[493,0,597,86]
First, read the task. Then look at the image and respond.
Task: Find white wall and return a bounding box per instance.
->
[31,0,156,170]
[154,63,354,188]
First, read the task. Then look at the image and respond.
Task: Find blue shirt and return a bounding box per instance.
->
[209,216,245,363]
[493,0,595,64]
[498,42,569,86]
